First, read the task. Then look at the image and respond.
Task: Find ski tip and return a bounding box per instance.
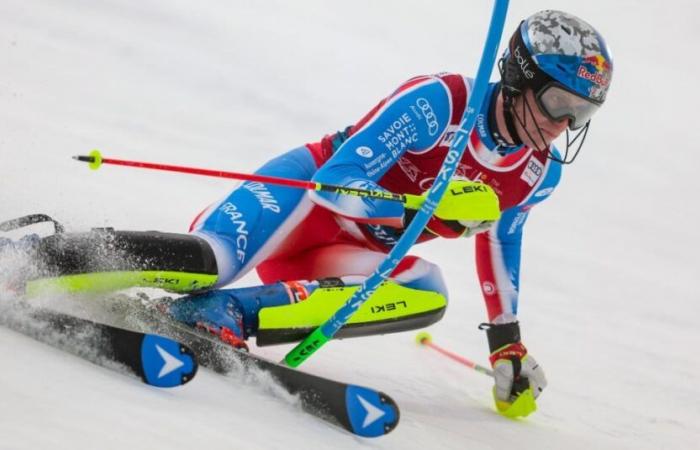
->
[344,386,400,438]
[140,335,198,388]
[415,331,432,345]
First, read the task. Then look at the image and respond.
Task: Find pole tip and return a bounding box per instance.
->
[415,331,432,345]
[72,149,102,170]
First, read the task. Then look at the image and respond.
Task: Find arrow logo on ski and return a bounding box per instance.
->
[155,344,184,378]
[357,394,385,428]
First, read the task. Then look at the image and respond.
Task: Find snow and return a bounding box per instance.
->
[1,0,699,448]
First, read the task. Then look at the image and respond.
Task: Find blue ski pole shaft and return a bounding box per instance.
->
[284,0,510,368]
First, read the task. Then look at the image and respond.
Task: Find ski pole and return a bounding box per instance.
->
[73,150,421,206]
[283,0,510,367]
[416,332,493,377]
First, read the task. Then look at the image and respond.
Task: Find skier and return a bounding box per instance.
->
[4,10,612,418]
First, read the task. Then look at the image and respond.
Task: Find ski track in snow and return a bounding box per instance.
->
[1,1,699,449]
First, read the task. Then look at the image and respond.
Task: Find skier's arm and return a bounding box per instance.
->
[475,206,528,323]
[309,76,452,227]
[475,152,562,322]
[475,157,562,417]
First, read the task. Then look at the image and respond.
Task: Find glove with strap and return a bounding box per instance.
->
[403,180,500,238]
[479,321,547,418]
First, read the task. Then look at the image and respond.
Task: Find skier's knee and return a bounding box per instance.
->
[390,256,449,301]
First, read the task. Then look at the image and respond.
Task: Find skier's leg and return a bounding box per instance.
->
[23,229,221,296]
[160,146,340,347]
[16,146,321,297]
[168,244,449,346]
[256,247,450,345]
[187,145,321,287]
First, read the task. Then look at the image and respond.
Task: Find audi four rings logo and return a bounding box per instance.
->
[416,98,439,136]
[513,46,535,79]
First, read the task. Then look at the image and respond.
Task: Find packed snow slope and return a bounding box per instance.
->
[1,1,699,449]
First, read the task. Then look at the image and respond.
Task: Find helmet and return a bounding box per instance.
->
[499,10,613,162]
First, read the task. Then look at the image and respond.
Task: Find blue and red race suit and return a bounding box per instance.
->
[190,73,561,323]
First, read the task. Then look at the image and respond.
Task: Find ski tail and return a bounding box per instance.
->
[0,305,198,388]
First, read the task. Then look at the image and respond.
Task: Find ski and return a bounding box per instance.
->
[0,306,198,388]
[1,215,399,436]
[131,303,400,437]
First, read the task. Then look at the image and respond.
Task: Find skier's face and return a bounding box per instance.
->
[513,88,569,150]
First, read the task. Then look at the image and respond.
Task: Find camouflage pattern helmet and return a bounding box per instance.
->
[500,10,613,128]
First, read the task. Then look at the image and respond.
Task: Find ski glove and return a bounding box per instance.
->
[403,180,500,238]
[480,321,547,418]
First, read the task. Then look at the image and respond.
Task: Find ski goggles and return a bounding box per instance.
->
[535,83,600,130]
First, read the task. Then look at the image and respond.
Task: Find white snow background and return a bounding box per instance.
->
[1,0,699,449]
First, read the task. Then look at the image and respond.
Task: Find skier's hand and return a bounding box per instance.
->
[480,321,547,418]
[403,180,500,238]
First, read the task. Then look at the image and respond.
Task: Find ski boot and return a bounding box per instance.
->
[167,290,248,351]
[0,233,41,294]
[1,214,67,295]
[0,234,41,254]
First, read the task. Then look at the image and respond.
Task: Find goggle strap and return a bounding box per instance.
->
[507,24,552,94]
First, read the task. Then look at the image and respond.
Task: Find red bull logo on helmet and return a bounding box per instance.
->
[577,54,611,87]
[583,55,611,72]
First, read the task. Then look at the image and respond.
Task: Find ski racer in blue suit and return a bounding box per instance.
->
[170,10,614,418]
[5,10,612,419]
